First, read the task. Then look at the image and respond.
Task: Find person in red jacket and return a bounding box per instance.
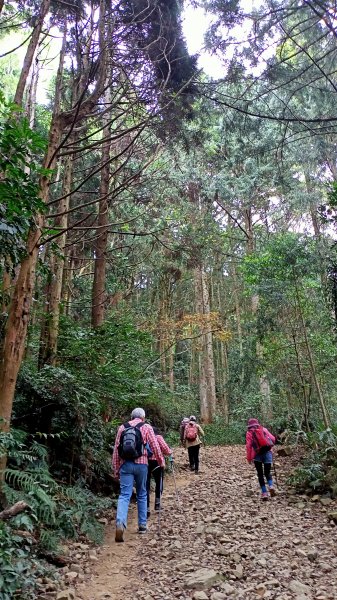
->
[246,418,276,501]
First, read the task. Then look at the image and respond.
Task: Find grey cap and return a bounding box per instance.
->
[189,415,196,421]
[131,407,146,419]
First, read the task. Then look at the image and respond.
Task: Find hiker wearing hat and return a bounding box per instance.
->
[246,418,276,500]
[179,417,189,445]
[112,408,165,542]
[183,415,204,474]
[146,427,172,516]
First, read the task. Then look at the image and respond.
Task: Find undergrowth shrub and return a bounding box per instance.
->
[288,427,337,495]
[0,520,55,600]
[0,429,114,597]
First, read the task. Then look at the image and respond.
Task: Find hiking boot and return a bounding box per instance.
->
[194,470,199,474]
[138,524,147,534]
[261,491,269,501]
[154,499,160,511]
[115,522,125,543]
[189,466,195,471]
[269,486,276,497]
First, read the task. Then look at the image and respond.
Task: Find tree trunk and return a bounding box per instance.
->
[91,89,112,327]
[194,265,217,423]
[39,153,73,366]
[0,30,66,490]
[168,342,175,391]
[14,0,51,107]
[244,206,273,420]
[293,270,330,428]
[25,59,40,129]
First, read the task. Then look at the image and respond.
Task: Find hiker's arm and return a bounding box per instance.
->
[147,427,165,466]
[158,435,172,456]
[246,431,254,463]
[198,425,205,438]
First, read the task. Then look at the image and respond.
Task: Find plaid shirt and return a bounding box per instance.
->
[112,419,164,475]
[156,435,172,457]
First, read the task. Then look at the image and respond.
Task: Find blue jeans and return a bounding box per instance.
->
[116,461,148,528]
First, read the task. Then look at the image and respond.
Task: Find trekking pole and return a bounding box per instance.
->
[171,461,181,507]
[157,469,163,537]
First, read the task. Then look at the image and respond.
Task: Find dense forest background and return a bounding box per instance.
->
[2,0,337,596]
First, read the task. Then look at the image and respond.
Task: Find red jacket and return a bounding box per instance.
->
[246,426,275,462]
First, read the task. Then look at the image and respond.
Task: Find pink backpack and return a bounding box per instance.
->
[185,422,198,441]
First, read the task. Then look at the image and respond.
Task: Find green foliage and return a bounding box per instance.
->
[1,428,113,545]
[202,420,245,446]
[0,93,47,270]
[0,520,54,600]
[0,426,114,597]
[289,427,337,494]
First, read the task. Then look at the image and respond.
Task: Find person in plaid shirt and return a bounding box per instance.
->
[146,427,172,516]
[112,407,164,542]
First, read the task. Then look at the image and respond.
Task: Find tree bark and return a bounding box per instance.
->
[91,89,112,328]
[0,28,67,486]
[39,153,73,366]
[194,265,217,423]
[244,206,273,420]
[14,0,51,107]
[0,1,108,490]
[293,270,330,428]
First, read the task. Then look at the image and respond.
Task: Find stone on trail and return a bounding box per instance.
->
[319,497,333,506]
[65,572,79,582]
[192,592,208,600]
[327,511,337,523]
[210,592,228,600]
[306,549,318,562]
[219,582,235,594]
[56,591,76,600]
[184,568,224,590]
[233,564,244,579]
[288,579,312,597]
[277,446,292,456]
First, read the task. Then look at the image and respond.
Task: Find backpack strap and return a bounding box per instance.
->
[135,422,145,429]
[123,421,131,428]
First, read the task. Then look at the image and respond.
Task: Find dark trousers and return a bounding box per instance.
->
[147,460,163,506]
[188,445,200,472]
[254,461,272,488]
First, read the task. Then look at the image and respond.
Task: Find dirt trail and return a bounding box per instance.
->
[76,446,337,600]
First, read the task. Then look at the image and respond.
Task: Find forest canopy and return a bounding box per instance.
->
[1,0,337,593]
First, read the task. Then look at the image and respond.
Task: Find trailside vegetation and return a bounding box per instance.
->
[2,0,337,595]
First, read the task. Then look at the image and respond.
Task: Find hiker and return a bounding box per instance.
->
[179,417,189,445]
[146,427,172,516]
[246,417,276,501]
[112,408,164,542]
[183,415,204,474]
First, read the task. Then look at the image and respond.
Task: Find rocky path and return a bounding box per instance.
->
[74,446,337,600]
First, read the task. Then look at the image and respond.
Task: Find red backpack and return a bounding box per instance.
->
[252,426,274,453]
[185,422,198,441]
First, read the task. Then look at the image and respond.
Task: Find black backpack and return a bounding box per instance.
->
[118,422,145,460]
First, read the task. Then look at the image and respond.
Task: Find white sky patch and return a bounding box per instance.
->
[182,4,225,79]
[182,0,276,80]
